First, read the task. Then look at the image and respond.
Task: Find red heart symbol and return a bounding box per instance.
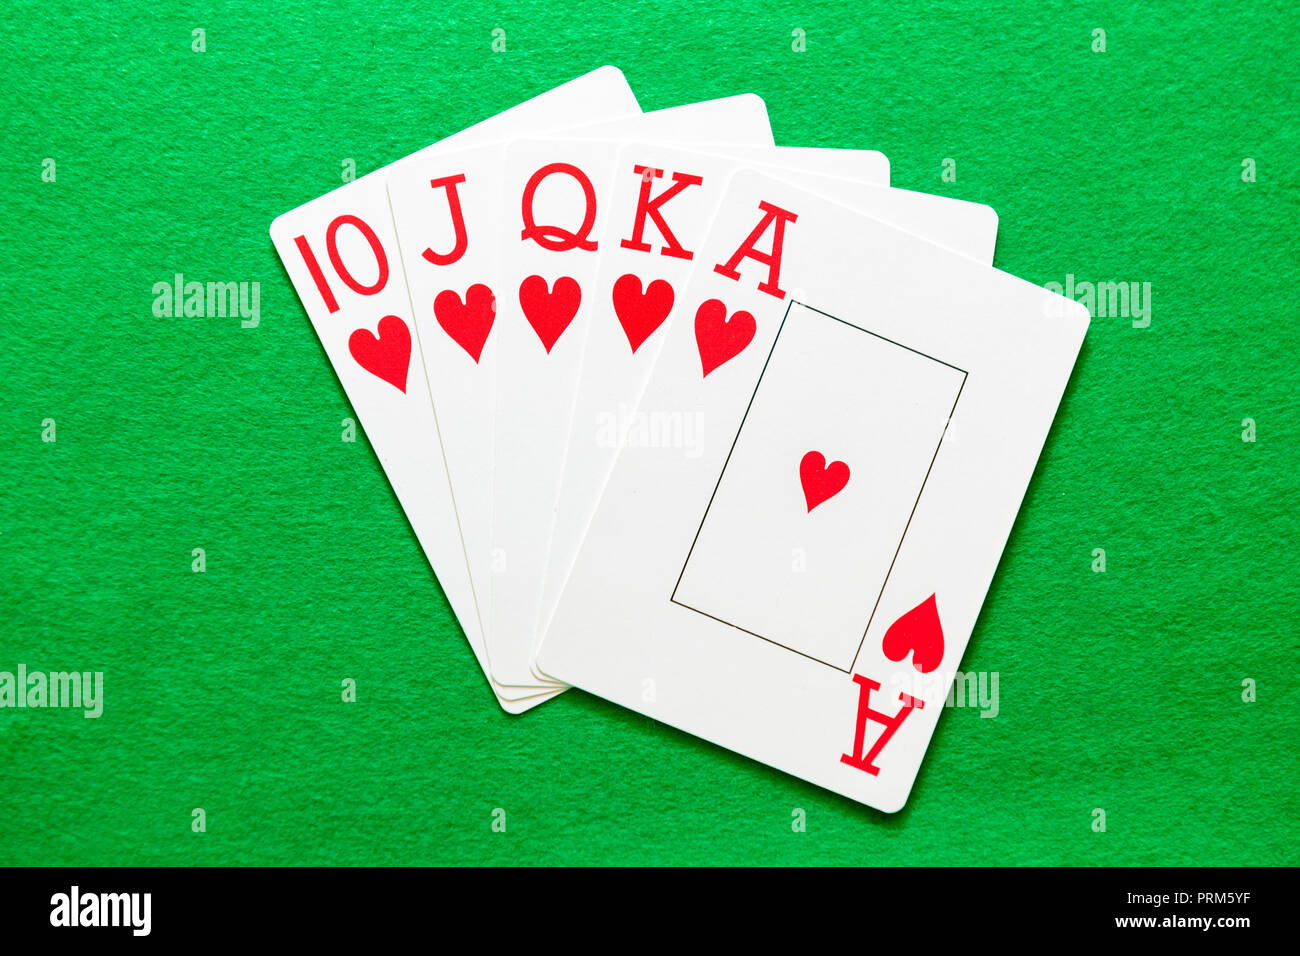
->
[799,451,850,512]
[348,315,410,392]
[881,594,945,674]
[612,273,674,354]
[519,274,580,353]
[434,283,495,363]
[695,298,756,377]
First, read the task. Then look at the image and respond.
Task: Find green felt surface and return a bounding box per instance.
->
[1,1,1296,866]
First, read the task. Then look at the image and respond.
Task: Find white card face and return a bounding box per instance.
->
[269,67,639,710]
[386,139,516,688]
[673,303,966,669]
[482,101,776,689]
[534,142,997,678]
[538,170,1087,811]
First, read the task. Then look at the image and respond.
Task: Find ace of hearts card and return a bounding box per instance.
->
[537,169,1088,811]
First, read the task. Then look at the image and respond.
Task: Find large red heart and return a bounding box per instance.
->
[348,315,410,392]
[799,450,850,512]
[881,594,945,674]
[612,273,674,354]
[694,298,756,377]
[434,283,495,363]
[519,274,580,353]
[795,452,847,512]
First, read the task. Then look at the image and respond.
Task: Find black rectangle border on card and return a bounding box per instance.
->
[670,299,968,673]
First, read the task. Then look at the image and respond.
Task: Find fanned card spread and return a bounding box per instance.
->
[271,67,1085,810]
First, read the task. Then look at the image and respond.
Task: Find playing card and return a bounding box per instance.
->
[537,170,1087,810]
[385,141,515,693]
[482,100,775,690]
[269,67,639,711]
[532,142,998,680]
